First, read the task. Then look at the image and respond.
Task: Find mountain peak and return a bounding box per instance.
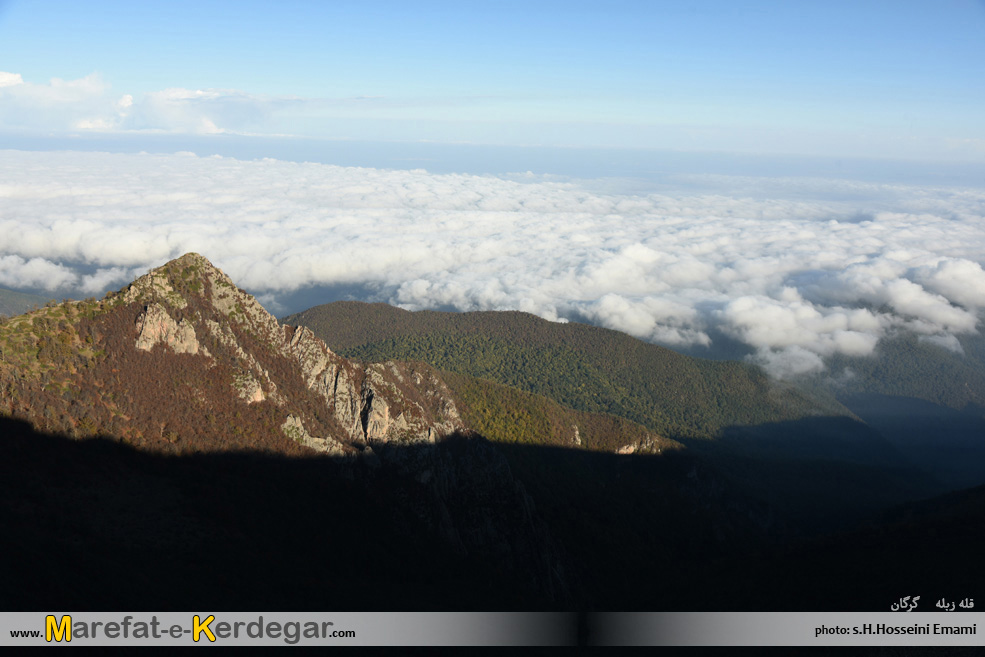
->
[171,251,210,266]
[0,251,466,458]
[119,252,235,308]
[166,252,235,286]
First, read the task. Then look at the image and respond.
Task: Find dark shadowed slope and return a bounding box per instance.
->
[0,417,558,611]
[807,332,985,490]
[3,415,984,613]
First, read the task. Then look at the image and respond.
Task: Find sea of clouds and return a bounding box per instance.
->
[2,149,983,378]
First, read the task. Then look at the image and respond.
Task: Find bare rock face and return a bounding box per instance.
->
[357,361,465,446]
[288,326,334,388]
[284,324,464,447]
[618,433,668,456]
[125,253,282,356]
[135,303,200,354]
[282,414,346,457]
[286,328,365,442]
[210,279,285,349]
[233,372,265,404]
[326,362,362,440]
[361,387,390,442]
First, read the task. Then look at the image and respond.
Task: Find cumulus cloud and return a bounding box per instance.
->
[1,149,983,377]
[0,71,282,135]
[120,87,275,134]
[0,71,129,133]
[0,70,397,136]
[0,72,24,88]
[0,255,78,290]
[911,258,985,310]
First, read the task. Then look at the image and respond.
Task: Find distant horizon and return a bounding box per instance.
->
[6,135,985,188]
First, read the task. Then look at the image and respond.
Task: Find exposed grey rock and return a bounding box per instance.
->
[282,414,346,456]
[288,326,334,389]
[361,387,390,443]
[328,363,362,440]
[233,372,265,404]
[134,303,199,354]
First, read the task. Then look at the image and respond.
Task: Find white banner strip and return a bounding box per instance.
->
[1,612,574,647]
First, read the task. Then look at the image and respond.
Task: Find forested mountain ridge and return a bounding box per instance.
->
[283,301,851,442]
[440,369,683,456]
[821,332,985,413]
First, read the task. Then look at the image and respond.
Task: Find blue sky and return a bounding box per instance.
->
[1,0,984,160]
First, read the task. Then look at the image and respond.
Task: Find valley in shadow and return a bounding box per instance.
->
[3,414,983,614]
[839,393,985,490]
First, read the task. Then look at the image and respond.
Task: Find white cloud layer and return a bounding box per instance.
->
[1,149,984,377]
